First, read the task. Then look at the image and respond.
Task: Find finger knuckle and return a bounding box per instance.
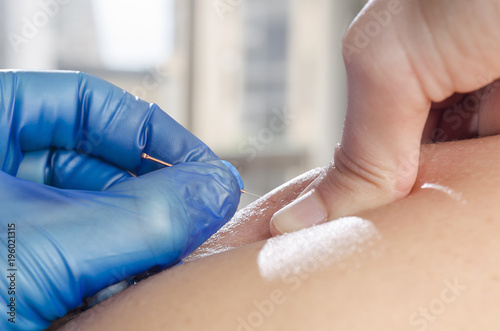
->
[333,145,392,193]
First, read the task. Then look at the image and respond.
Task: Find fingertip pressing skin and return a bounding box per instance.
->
[186,168,323,261]
[271,190,327,234]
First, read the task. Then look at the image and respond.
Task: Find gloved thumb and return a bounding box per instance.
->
[103,160,243,263]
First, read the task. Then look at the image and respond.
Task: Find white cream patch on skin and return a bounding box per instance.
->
[421,183,466,204]
[257,217,381,281]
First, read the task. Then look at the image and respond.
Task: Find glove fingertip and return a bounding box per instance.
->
[221,160,244,191]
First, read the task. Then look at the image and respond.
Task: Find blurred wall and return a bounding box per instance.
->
[0,0,366,208]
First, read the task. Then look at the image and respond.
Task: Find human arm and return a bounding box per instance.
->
[61,135,500,330]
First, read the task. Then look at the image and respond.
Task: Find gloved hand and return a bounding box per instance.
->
[0,71,242,330]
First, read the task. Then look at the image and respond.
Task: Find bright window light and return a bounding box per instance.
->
[92,0,174,71]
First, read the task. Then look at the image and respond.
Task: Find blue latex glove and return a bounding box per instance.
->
[0,70,242,330]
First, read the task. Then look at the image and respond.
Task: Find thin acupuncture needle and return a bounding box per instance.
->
[240,190,263,199]
[141,153,261,197]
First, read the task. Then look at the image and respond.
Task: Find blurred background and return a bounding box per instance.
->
[0,0,367,208]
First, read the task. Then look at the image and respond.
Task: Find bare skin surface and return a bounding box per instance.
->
[57,135,500,331]
[185,167,323,262]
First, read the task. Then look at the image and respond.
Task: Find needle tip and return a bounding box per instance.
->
[240,190,263,199]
